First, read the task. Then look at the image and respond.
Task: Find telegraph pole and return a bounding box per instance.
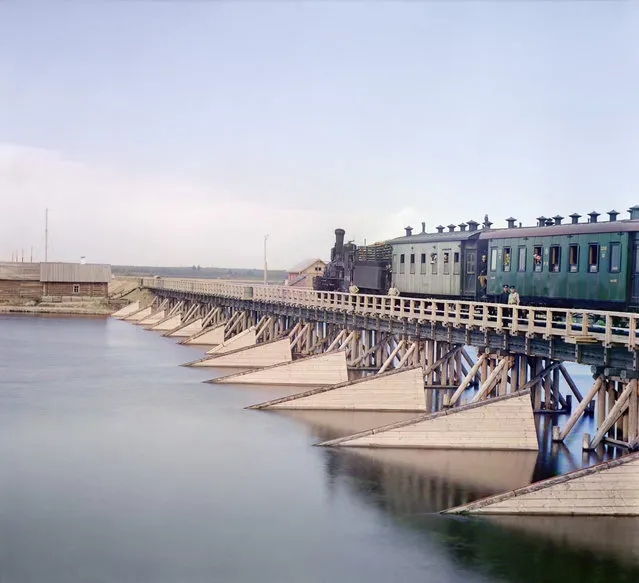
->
[263,234,270,285]
[44,208,49,263]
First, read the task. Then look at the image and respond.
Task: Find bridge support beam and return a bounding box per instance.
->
[182,323,226,346]
[207,327,257,355]
[208,350,348,387]
[444,452,639,515]
[248,366,427,412]
[149,313,182,331]
[124,305,155,322]
[111,301,140,319]
[555,376,639,450]
[136,299,169,325]
[186,338,292,368]
[319,390,538,451]
[166,318,203,337]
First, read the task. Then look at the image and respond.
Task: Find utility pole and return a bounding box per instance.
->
[44,208,49,263]
[263,234,270,285]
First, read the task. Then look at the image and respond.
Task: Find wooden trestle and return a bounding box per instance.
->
[112,278,639,453]
[110,279,639,516]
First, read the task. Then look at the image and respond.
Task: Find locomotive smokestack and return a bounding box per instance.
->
[334,228,345,258]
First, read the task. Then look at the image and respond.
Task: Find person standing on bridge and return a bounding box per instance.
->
[508,286,520,306]
[499,284,509,304]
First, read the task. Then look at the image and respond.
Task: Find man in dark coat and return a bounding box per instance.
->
[499,284,510,304]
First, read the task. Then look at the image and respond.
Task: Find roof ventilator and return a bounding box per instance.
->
[588,211,600,224]
[506,217,516,229]
[404,226,413,236]
[608,210,619,222]
[436,225,445,233]
[569,213,581,224]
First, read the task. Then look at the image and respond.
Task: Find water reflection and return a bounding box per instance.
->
[271,409,419,441]
[278,409,639,580]
[317,444,639,582]
[486,515,639,566]
[419,514,639,583]
[320,447,536,514]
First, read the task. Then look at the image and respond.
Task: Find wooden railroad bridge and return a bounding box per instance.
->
[113,277,639,516]
[114,276,639,457]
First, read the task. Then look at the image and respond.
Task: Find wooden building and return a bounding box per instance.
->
[0,262,111,301]
[286,259,327,288]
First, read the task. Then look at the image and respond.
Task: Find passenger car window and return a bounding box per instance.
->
[609,242,621,273]
[533,246,543,272]
[517,246,526,272]
[549,246,561,273]
[588,244,599,273]
[503,247,511,272]
[489,248,497,272]
[568,245,578,272]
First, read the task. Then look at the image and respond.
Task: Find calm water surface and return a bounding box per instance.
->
[0,314,637,583]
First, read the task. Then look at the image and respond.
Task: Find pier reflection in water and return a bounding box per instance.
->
[276,408,639,581]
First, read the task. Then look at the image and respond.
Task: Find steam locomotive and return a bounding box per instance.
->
[313,207,639,311]
[312,228,392,294]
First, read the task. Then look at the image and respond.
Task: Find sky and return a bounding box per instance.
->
[1,1,638,268]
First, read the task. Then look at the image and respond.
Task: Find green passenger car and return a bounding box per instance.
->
[484,231,629,307]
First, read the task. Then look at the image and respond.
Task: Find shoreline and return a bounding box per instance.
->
[0,304,117,316]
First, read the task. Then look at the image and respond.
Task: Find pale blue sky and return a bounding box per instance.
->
[1,1,638,267]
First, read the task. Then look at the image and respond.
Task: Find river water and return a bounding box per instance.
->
[0,314,637,583]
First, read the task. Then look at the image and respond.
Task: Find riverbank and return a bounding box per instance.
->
[0,303,116,316]
[0,296,131,316]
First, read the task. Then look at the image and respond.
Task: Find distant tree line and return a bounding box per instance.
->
[112,265,287,282]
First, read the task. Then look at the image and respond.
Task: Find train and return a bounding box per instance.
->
[313,206,639,311]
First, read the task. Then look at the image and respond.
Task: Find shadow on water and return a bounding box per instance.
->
[277,409,639,583]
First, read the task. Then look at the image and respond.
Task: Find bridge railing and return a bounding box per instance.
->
[142,278,639,349]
